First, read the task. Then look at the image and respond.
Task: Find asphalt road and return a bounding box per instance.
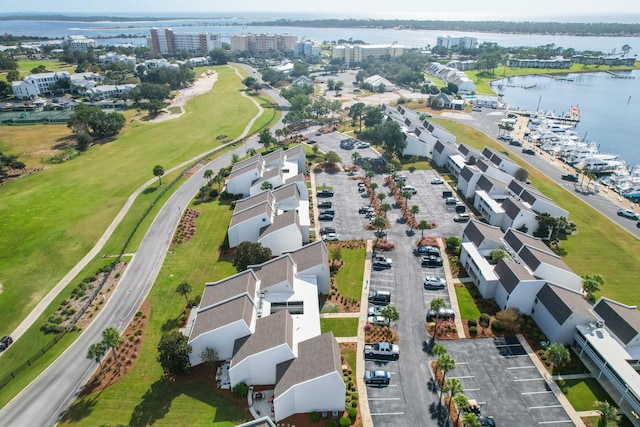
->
[0,67,288,427]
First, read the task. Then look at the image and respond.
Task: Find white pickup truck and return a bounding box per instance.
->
[364,342,399,359]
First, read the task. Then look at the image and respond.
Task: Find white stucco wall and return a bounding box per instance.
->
[258,225,303,256]
[274,373,346,421]
[189,321,252,365]
[230,344,295,387]
[228,213,271,248]
[227,170,261,197]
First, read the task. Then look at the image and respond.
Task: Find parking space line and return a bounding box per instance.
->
[507,365,536,370]
[371,412,405,416]
[455,362,468,365]
[368,397,401,401]
[371,286,394,290]
[463,388,480,392]
[529,405,563,409]
[514,378,546,382]
[522,391,553,395]
[538,420,574,424]
[450,375,474,379]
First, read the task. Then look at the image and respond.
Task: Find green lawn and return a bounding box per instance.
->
[320,318,359,337]
[556,378,612,411]
[0,65,260,336]
[0,59,76,80]
[335,248,366,301]
[59,197,243,426]
[431,118,640,308]
[454,285,481,320]
[341,347,357,372]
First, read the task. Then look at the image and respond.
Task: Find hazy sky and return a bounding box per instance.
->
[3,0,640,21]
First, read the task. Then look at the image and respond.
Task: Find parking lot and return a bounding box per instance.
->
[312,131,474,425]
[445,337,573,426]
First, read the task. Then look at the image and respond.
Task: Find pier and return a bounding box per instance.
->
[605,70,635,79]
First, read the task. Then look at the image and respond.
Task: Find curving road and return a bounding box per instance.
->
[0,65,289,426]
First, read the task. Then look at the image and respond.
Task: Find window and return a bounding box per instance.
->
[270,301,303,315]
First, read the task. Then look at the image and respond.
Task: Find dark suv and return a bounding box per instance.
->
[0,335,13,351]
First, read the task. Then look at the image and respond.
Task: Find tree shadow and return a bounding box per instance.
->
[61,395,98,422]
[142,187,158,195]
[161,316,181,333]
[423,338,436,355]
[129,377,179,427]
[428,401,450,426]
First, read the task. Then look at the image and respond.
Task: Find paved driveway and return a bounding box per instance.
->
[445,337,573,426]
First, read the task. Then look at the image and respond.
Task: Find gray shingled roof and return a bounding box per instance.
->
[284,144,305,158]
[230,200,273,228]
[503,228,552,255]
[594,299,640,345]
[519,245,571,272]
[200,270,257,309]
[477,174,506,193]
[458,144,470,156]
[229,159,263,180]
[475,159,489,172]
[233,153,263,170]
[231,310,294,365]
[285,240,329,273]
[253,167,282,188]
[263,149,285,166]
[190,295,254,339]
[460,165,476,181]
[274,332,342,397]
[495,258,535,293]
[536,283,592,325]
[272,182,300,202]
[501,196,533,220]
[434,140,445,154]
[251,254,295,290]
[259,209,299,238]
[285,173,305,186]
[463,220,503,247]
[234,191,274,214]
[508,179,524,196]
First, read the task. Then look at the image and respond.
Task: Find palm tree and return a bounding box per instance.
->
[275,128,283,143]
[370,182,378,192]
[153,165,164,186]
[212,174,224,192]
[430,297,446,337]
[446,378,464,410]
[175,281,192,306]
[381,203,392,218]
[377,192,386,205]
[86,342,107,375]
[418,220,430,238]
[102,327,124,372]
[372,216,387,239]
[545,343,570,369]
[432,344,447,357]
[203,169,213,182]
[351,151,361,164]
[401,190,413,206]
[411,205,419,216]
[462,412,481,427]
[453,394,469,424]
[436,354,456,390]
[594,400,619,426]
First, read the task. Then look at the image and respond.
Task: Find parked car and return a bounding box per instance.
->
[317,189,334,198]
[318,201,332,209]
[0,335,13,351]
[499,135,514,142]
[364,370,391,386]
[367,315,390,326]
[372,257,392,269]
[358,186,366,193]
[507,113,518,119]
[368,306,383,316]
[320,227,336,235]
[509,139,523,146]
[402,185,417,195]
[455,203,466,213]
[421,255,443,267]
[426,308,456,322]
[472,105,482,112]
[307,139,317,144]
[368,290,391,305]
[454,213,471,222]
[522,148,536,155]
[318,212,334,221]
[431,178,444,185]
[423,276,446,289]
[418,246,440,256]
[359,206,374,214]
[320,208,335,216]
[561,173,579,182]
[357,142,370,148]
[322,233,339,241]
[445,197,459,205]
[478,416,496,427]
[618,208,640,220]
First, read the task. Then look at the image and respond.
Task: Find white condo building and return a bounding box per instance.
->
[436,36,478,49]
[332,43,404,66]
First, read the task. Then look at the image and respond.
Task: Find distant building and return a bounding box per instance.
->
[148,28,222,56]
[331,43,404,66]
[507,57,571,69]
[98,52,137,67]
[63,35,97,52]
[436,36,478,50]
[571,54,636,67]
[12,71,71,99]
[230,33,298,54]
[293,40,321,57]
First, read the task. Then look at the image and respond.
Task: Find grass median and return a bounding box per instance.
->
[321,318,359,337]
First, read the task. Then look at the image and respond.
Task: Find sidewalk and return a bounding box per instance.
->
[356,239,374,427]
[438,238,466,339]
